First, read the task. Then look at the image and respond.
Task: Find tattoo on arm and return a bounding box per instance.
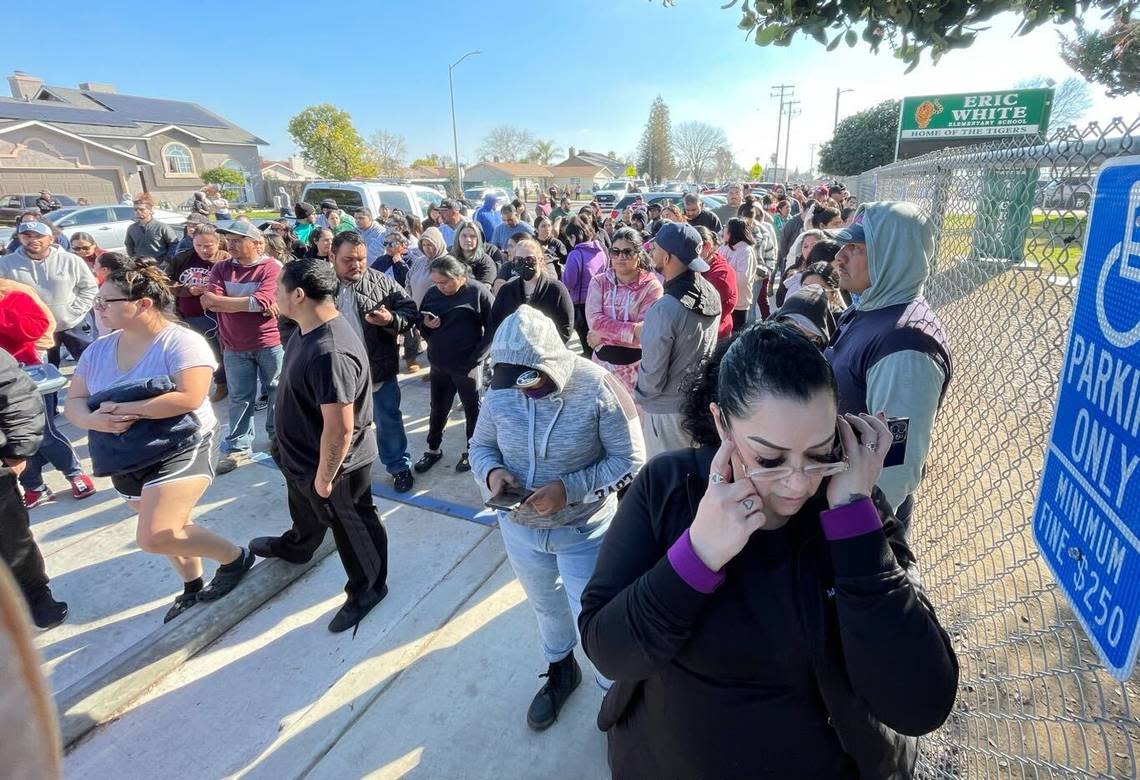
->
[318,436,349,486]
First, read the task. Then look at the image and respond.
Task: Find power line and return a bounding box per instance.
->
[782,100,801,182]
[770,84,794,179]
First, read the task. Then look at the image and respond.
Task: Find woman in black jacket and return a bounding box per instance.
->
[487,237,573,344]
[579,323,958,780]
[415,255,494,475]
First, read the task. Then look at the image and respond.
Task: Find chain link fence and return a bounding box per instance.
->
[843,118,1140,778]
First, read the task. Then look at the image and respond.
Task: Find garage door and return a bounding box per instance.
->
[0,168,122,204]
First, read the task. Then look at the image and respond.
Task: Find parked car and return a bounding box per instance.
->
[299,181,445,221]
[463,187,511,210]
[1035,177,1091,211]
[609,192,725,220]
[0,193,78,225]
[595,181,632,209]
[0,205,184,253]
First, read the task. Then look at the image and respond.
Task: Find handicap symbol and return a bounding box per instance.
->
[1096,184,1140,348]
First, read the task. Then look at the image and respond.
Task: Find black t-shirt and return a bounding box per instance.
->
[274,315,377,482]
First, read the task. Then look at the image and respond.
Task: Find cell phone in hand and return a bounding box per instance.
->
[882,417,909,468]
[485,484,534,511]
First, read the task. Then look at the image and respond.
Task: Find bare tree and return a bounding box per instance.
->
[367,129,408,177]
[672,121,729,181]
[477,126,536,162]
[711,147,740,183]
[1015,75,1093,129]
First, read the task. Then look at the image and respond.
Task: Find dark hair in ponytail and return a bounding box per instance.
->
[716,321,837,423]
[106,263,175,312]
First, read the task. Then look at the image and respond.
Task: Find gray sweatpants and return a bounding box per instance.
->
[642,411,693,459]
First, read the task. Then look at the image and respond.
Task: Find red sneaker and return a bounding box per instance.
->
[24,485,54,509]
[68,474,96,500]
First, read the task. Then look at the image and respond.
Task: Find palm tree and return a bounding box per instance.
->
[529,139,563,166]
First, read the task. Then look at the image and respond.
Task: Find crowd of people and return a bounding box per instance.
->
[0,177,959,777]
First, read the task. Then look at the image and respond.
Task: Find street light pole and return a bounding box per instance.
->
[808,142,818,177]
[834,87,854,132]
[448,50,481,197]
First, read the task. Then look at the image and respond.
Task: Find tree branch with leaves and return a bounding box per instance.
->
[288,104,378,180]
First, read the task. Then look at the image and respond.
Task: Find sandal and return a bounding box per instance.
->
[163,591,199,624]
[414,451,444,474]
[455,452,471,473]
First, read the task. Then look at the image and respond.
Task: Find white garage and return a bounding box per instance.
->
[0,167,124,204]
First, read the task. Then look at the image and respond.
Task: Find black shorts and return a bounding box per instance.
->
[111,430,218,501]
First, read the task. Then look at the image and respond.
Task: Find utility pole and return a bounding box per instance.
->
[834,87,854,132]
[808,142,819,177]
[782,100,801,184]
[770,84,794,181]
[448,50,481,197]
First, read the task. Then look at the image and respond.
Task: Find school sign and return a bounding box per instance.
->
[895,88,1054,160]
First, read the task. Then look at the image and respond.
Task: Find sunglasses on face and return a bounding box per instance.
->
[611,248,637,258]
[515,255,540,264]
[72,244,94,251]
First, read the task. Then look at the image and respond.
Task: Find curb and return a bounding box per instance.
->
[56,536,337,749]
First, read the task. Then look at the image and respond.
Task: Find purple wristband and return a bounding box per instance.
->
[667,529,726,594]
[820,496,882,541]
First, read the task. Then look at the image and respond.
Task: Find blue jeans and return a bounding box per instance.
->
[497,499,615,678]
[372,378,411,474]
[222,345,283,454]
[183,314,226,385]
[20,393,82,490]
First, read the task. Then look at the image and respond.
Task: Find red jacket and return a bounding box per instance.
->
[0,291,51,365]
[702,254,737,340]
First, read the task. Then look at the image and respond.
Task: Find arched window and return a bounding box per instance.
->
[162,143,194,175]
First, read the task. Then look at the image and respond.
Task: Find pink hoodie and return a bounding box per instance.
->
[585,268,664,393]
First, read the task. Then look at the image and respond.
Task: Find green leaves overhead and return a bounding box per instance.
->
[675,0,1136,95]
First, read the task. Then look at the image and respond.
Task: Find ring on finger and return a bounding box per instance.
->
[864,442,877,451]
[741,498,755,512]
[710,473,725,484]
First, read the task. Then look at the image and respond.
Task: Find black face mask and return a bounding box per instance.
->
[520,260,538,281]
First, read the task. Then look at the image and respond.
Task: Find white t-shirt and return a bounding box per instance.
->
[75,324,219,433]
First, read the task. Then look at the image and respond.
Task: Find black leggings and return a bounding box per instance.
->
[731,309,748,333]
[0,474,49,600]
[573,303,593,359]
[427,367,480,452]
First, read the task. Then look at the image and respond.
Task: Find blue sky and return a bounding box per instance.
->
[5,1,1135,173]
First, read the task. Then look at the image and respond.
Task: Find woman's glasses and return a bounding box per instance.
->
[72,244,94,252]
[611,248,637,258]
[93,295,138,310]
[720,410,848,481]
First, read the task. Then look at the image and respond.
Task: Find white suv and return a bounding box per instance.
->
[299,181,445,220]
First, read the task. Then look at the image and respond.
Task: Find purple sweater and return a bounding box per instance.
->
[562,240,607,305]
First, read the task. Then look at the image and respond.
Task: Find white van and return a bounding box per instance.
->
[298,181,446,220]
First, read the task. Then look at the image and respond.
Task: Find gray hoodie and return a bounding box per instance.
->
[0,245,98,330]
[828,201,950,512]
[469,305,646,529]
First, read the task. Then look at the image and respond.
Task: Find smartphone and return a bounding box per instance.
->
[485,484,534,511]
[883,417,909,468]
[852,416,908,468]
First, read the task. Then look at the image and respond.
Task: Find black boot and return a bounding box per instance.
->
[28,588,68,630]
[526,652,582,730]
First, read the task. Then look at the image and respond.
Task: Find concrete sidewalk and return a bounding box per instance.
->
[63,504,610,779]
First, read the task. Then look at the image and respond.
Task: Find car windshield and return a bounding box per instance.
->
[602,183,626,191]
[464,189,485,200]
[43,208,77,223]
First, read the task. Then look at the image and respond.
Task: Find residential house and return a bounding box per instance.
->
[554,149,627,175]
[0,72,267,206]
[463,161,552,197]
[260,155,318,182]
[549,165,613,194]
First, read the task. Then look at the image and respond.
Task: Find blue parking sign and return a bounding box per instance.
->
[1033,156,1140,680]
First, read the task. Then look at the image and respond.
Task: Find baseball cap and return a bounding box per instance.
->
[217,221,263,240]
[439,198,457,210]
[831,210,866,246]
[490,363,546,390]
[812,185,829,199]
[16,221,51,236]
[319,198,338,210]
[653,222,708,272]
